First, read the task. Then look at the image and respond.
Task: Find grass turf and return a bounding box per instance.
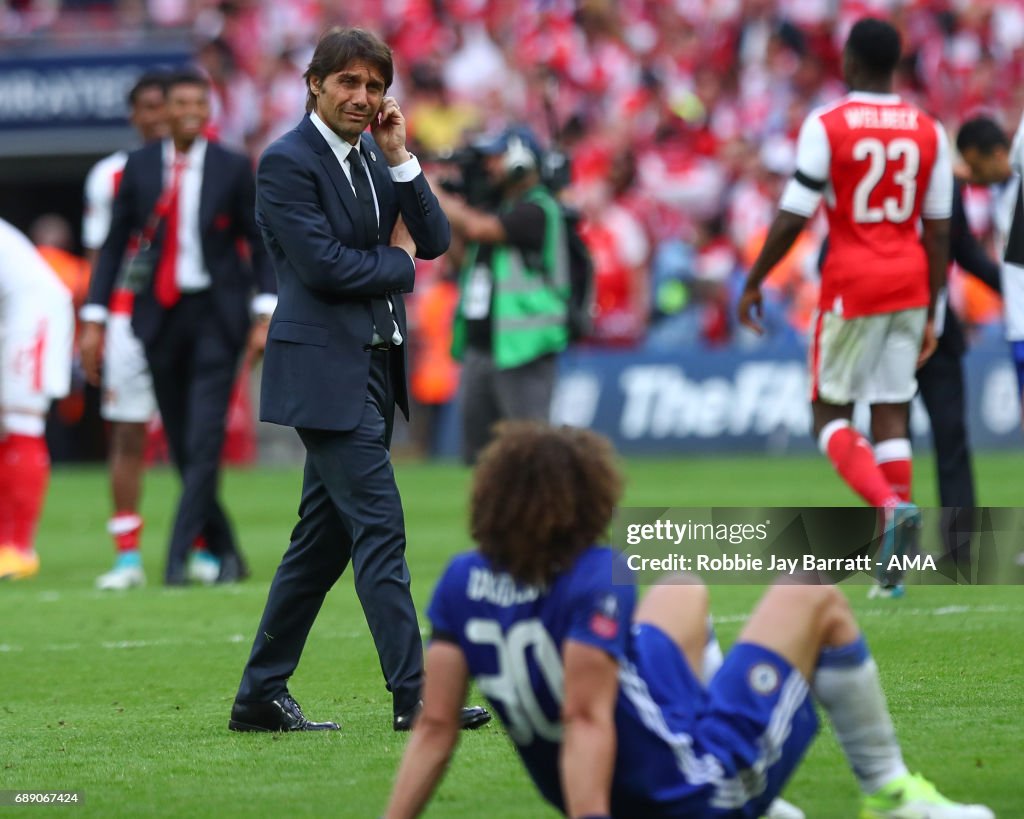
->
[0,452,1021,817]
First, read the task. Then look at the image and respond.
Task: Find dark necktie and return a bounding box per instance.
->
[346,148,393,344]
[346,148,378,246]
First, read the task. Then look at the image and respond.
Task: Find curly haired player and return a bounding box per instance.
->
[384,422,992,819]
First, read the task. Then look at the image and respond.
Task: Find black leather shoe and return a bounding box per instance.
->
[215,553,250,584]
[393,701,492,732]
[228,693,340,732]
[164,565,188,587]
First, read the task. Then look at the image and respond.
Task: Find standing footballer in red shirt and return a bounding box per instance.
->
[739,18,952,598]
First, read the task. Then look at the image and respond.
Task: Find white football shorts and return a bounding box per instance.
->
[101,311,156,423]
[809,307,928,405]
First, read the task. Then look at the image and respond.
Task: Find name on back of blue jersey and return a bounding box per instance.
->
[467,567,541,607]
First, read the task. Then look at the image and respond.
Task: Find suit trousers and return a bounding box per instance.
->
[144,291,244,577]
[917,343,975,566]
[236,348,423,714]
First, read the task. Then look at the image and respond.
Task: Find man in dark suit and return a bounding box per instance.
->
[81,69,276,585]
[229,28,489,733]
[917,179,1001,568]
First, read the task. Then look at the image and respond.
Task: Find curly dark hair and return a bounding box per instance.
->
[470,422,623,587]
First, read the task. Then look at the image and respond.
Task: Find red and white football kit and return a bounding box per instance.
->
[83,149,161,567]
[780,91,953,406]
[82,150,158,424]
[82,149,157,425]
[0,218,73,558]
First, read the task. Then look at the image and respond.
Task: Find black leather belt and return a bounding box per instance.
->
[363,341,393,352]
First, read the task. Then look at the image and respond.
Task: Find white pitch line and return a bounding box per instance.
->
[11,586,281,604]
[0,630,367,654]
[3,604,1020,654]
[709,603,1021,627]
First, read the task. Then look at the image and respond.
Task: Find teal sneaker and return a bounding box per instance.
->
[871,502,921,598]
[187,550,221,585]
[96,551,145,590]
[867,583,906,600]
[860,772,994,819]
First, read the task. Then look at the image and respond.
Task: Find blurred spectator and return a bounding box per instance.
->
[405,62,481,156]
[5,0,1023,349]
[576,149,650,346]
[195,36,260,151]
[407,268,461,458]
[251,47,310,158]
[30,213,91,429]
[647,218,741,350]
[30,214,91,312]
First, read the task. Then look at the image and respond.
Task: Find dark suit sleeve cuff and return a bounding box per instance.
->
[400,247,416,282]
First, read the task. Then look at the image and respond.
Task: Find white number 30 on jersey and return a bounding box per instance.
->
[465,618,564,745]
[852,136,920,224]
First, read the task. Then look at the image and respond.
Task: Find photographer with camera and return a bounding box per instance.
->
[434,126,571,464]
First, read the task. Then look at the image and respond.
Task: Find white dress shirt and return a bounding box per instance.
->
[163,136,212,293]
[309,111,421,345]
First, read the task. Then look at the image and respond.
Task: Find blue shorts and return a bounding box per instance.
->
[628,625,819,818]
[1011,340,1024,398]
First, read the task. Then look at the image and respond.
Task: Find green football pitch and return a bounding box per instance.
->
[1,452,1022,818]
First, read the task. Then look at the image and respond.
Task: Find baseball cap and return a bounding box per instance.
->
[473,125,545,162]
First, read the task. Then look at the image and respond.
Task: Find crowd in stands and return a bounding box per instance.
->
[5,0,1021,355]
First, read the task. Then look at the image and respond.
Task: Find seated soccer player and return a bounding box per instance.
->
[383,423,994,819]
[0,218,74,580]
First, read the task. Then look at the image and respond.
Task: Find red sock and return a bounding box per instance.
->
[0,434,50,552]
[875,438,912,502]
[108,513,143,553]
[819,421,900,508]
[0,439,13,545]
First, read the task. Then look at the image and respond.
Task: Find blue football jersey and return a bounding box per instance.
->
[428,546,732,817]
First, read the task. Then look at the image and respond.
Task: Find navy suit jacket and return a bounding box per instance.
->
[86,139,274,348]
[256,115,450,431]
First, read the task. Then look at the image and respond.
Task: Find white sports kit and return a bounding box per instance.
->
[82,150,157,423]
[0,219,74,436]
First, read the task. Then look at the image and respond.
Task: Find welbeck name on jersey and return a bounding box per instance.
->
[842,106,920,131]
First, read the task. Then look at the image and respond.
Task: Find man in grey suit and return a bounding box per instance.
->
[230,27,489,733]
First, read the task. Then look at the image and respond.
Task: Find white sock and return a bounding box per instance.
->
[812,635,908,794]
[701,618,724,686]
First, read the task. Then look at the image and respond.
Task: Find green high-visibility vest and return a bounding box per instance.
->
[452,185,570,369]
